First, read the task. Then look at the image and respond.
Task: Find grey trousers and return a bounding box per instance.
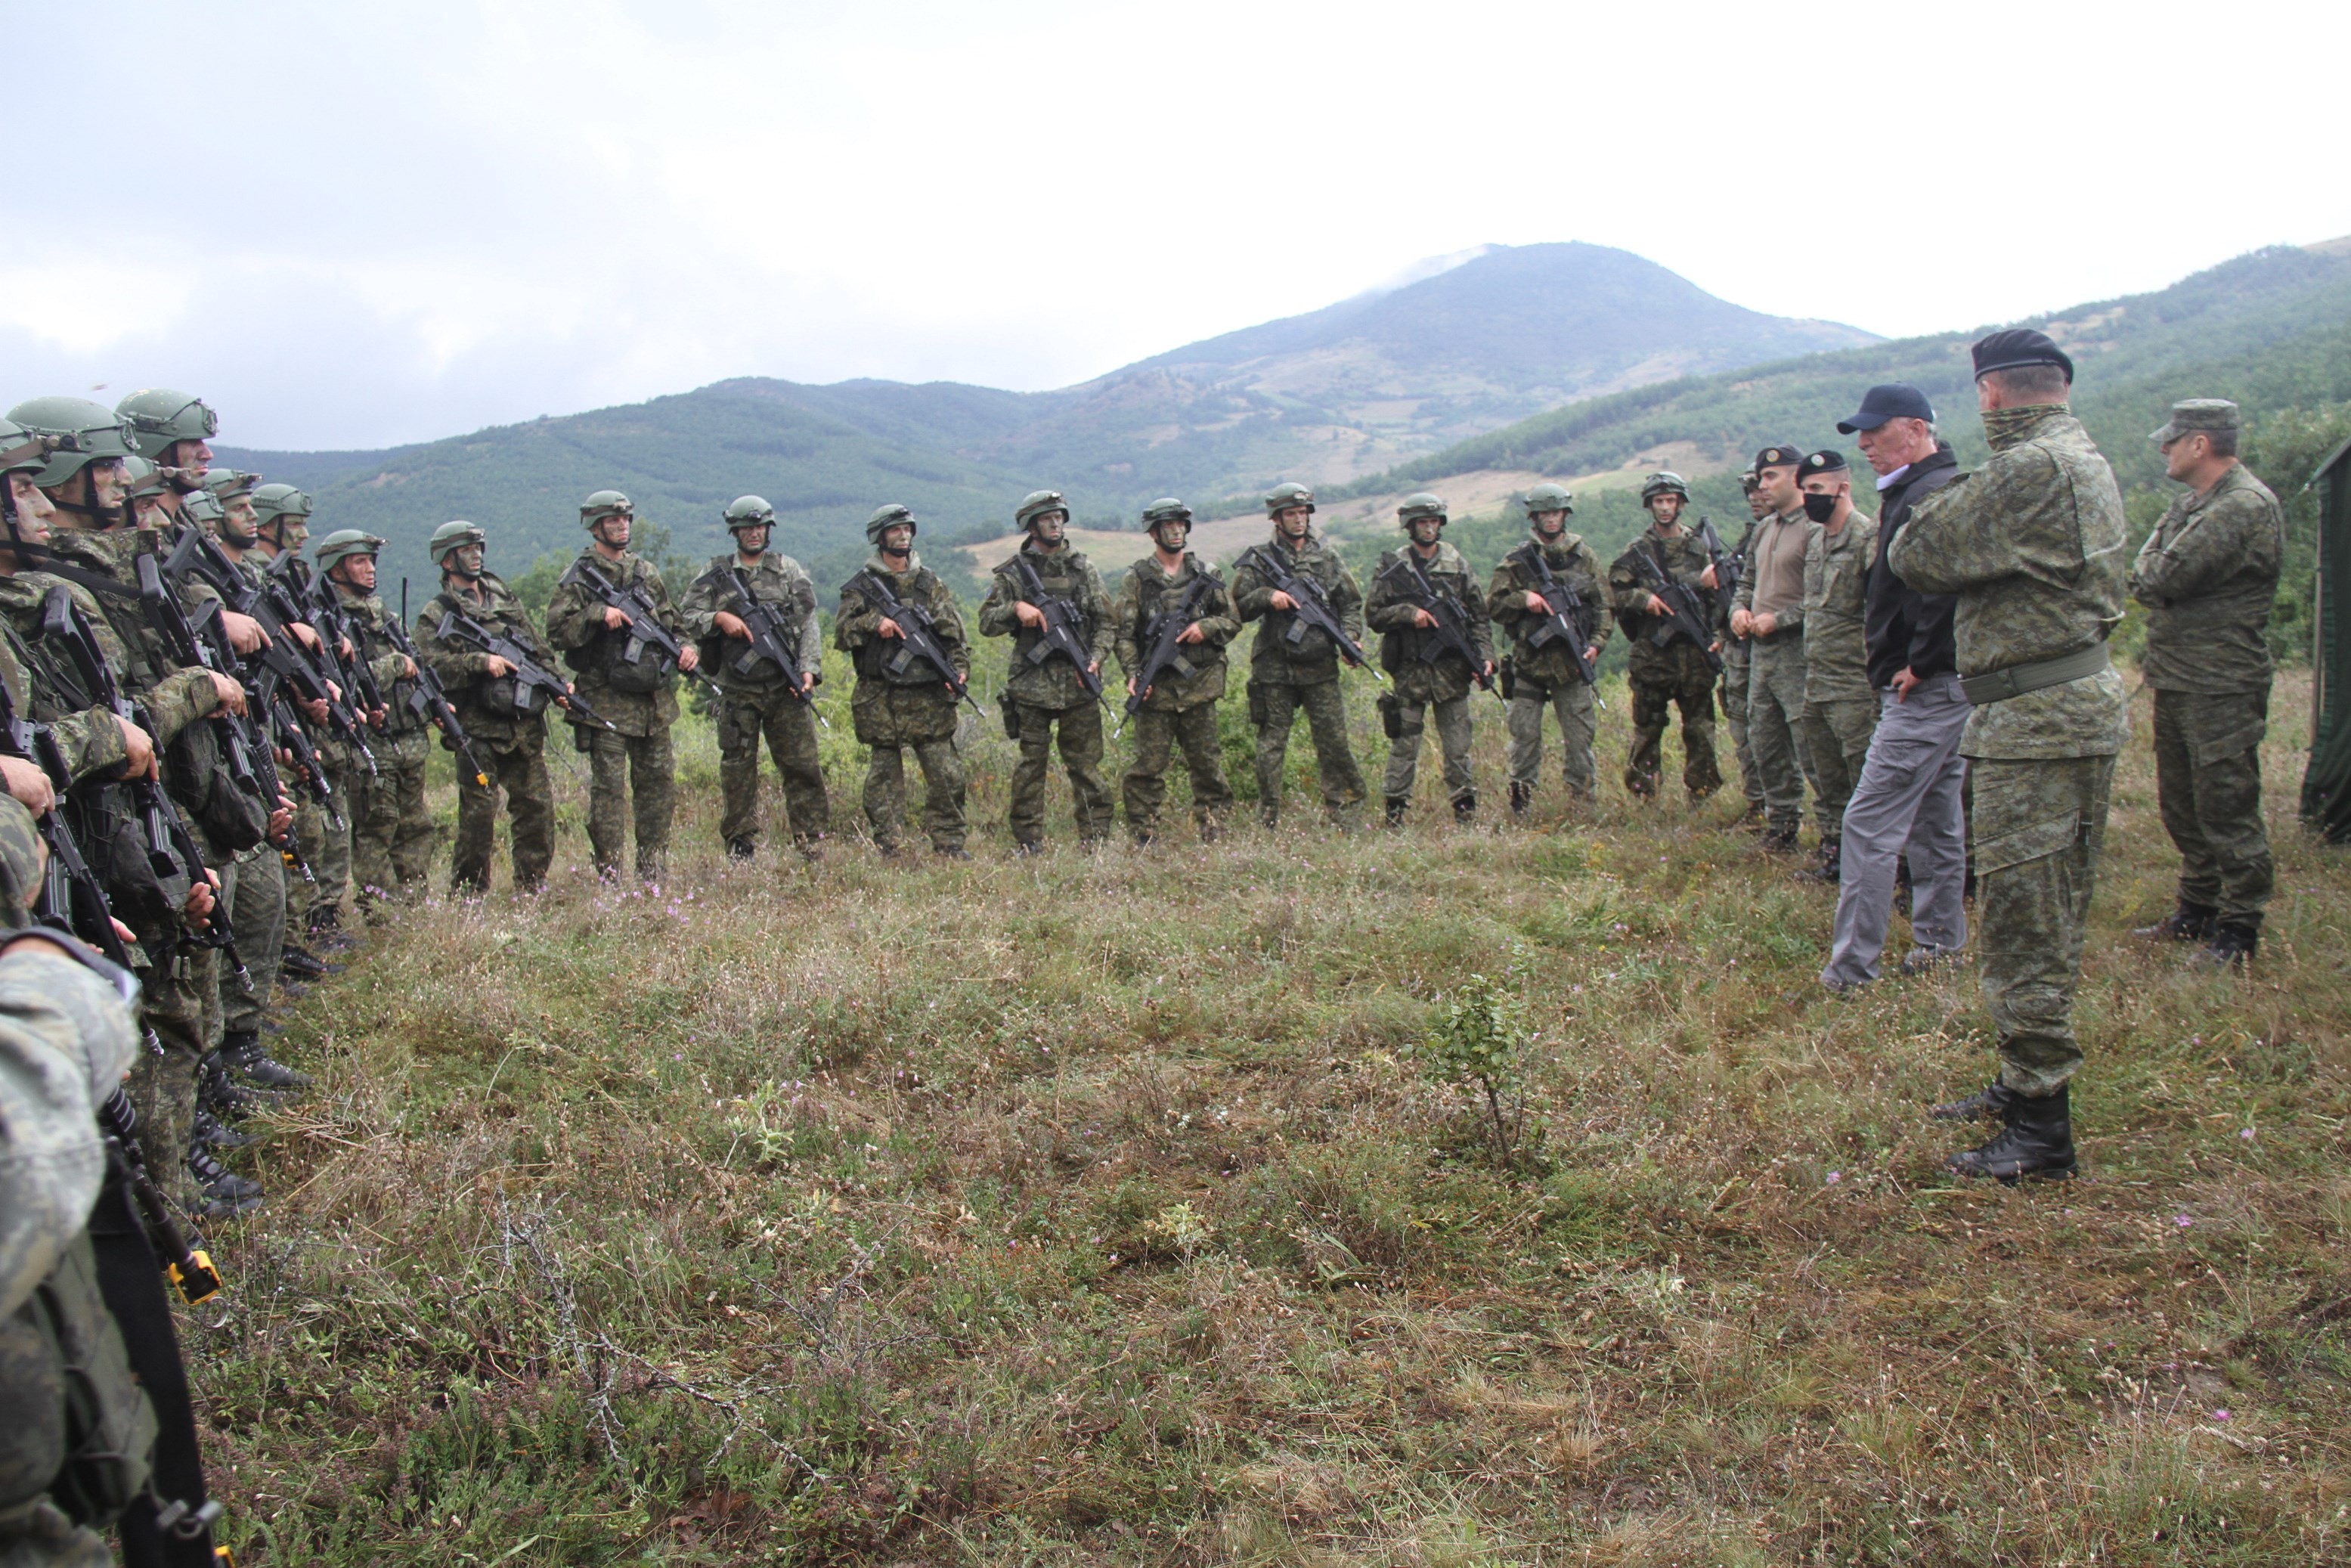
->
[1821,674,1971,987]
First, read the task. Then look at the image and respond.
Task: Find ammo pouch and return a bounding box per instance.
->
[1245,679,1268,729]
[484,675,550,720]
[0,1237,155,1533]
[71,786,178,936]
[164,723,267,856]
[1001,700,1022,742]
[1376,690,1402,740]
[602,634,674,696]
[1498,656,1516,701]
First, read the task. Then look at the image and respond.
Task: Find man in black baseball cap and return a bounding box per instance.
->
[1835,383,1937,435]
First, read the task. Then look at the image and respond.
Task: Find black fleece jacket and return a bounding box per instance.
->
[1864,445,1962,689]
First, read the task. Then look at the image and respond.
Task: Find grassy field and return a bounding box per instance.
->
[183,666,2351,1565]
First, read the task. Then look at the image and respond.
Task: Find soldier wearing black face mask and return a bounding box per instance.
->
[1792,451,1878,885]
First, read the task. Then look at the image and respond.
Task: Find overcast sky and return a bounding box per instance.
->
[8,0,2345,452]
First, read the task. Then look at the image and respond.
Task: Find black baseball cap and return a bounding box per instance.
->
[1835,383,1935,434]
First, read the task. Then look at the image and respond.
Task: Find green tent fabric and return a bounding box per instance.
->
[2303,436,2351,841]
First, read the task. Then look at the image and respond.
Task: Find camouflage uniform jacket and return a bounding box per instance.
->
[1801,510,1879,703]
[1111,551,1237,712]
[31,532,221,745]
[0,599,129,783]
[835,553,969,686]
[544,547,684,738]
[2129,462,2284,695]
[978,541,1108,710]
[680,550,824,696]
[335,587,427,739]
[1366,540,1493,704]
[1231,530,1365,686]
[1887,404,2129,760]
[1608,528,1718,674]
[1487,530,1612,691]
[414,571,558,748]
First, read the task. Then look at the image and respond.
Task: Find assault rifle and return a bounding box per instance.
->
[268,552,379,776]
[1005,554,1107,711]
[1126,570,1219,714]
[0,671,137,968]
[1625,539,1724,672]
[559,556,723,699]
[1510,541,1600,689]
[1235,544,1380,675]
[433,607,616,730]
[1373,550,1501,700]
[1696,516,1745,628]
[840,569,983,715]
[40,586,248,986]
[162,525,375,762]
[299,566,386,720]
[701,564,829,727]
[380,610,491,786]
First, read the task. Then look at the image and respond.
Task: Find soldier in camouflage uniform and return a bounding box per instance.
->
[415,522,562,894]
[2126,400,2284,968]
[1792,451,1880,884]
[1111,499,1236,844]
[1890,329,2128,1182]
[1366,492,1494,825]
[1232,482,1368,828]
[1488,482,1610,816]
[836,506,968,857]
[317,530,436,916]
[1733,446,1817,848]
[1717,473,1769,826]
[1608,473,1721,801]
[544,491,698,881]
[680,496,830,860]
[978,491,1114,851]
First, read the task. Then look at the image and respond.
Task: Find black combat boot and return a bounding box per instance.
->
[1795,835,1842,885]
[280,944,340,981]
[308,904,359,953]
[1734,798,1767,831]
[199,1051,274,1120]
[1758,826,1801,855]
[1451,790,1476,824]
[2132,900,2215,943]
[726,836,756,861]
[1509,781,1532,819]
[1929,1080,2015,1121]
[1946,1083,2076,1182]
[222,1029,311,1091]
[191,1105,254,1151]
[1384,796,1408,829]
[1012,838,1044,857]
[188,1146,265,1216]
[2191,922,2258,970]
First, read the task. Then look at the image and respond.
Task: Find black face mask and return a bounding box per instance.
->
[1802,491,1839,524]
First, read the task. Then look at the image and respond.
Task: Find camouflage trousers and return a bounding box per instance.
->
[581,724,675,879]
[128,949,206,1205]
[350,731,435,916]
[1745,634,1812,833]
[288,758,354,931]
[1974,752,2115,1097]
[863,739,966,853]
[1625,645,1721,800]
[2152,686,2272,928]
[1251,677,1365,826]
[716,686,831,848]
[1122,701,1231,839]
[1798,693,1880,838]
[1383,693,1474,809]
[1506,680,1597,801]
[454,729,554,894]
[1720,640,1763,809]
[1008,699,1113,847]
[219,840,286,1037]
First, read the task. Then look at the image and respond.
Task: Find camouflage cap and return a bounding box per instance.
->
[1263,482,1315,516]
[1141,497,1192,531]
[1522,482,1574,516]
[314,528,384,572]
[0,795,40,926]
[1015,489,1068,530]
[1640,471,1691,502]
[1396,491,1448,525]
[865,504,916,545]
[2151,398,2239,444]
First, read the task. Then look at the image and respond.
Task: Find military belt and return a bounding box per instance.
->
[1959,643,2110,706]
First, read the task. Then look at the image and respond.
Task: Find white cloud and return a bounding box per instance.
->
[6,0,2345,448]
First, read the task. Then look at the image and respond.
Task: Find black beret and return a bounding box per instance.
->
[1971,328,2074,383]
[1798,450,1848,477]
[1752,444,1804,472]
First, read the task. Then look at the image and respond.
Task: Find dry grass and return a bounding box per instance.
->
[184,668,2351,1565]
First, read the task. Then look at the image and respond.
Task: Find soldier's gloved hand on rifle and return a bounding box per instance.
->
[221,608,265,655]
[0,755,52,814]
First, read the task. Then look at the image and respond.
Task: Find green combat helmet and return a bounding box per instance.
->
[430,520,487,564]
[1522,482,1575,516]
[581,489,633,526]
[1015,489,1068,530]
[723,495,775,530]
[203,468,262,504]
[865,504,915,545]
[1640,471,1690,504]
[1263,481,1315,516]
[1397,491,1448,526]
[251,482,311,523]
[1141,497,1192,533]
[183,488,225,525]
[0,417,48,479]
[115,388,218,461]
[314,529,384,572]
[4,395,138,490]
